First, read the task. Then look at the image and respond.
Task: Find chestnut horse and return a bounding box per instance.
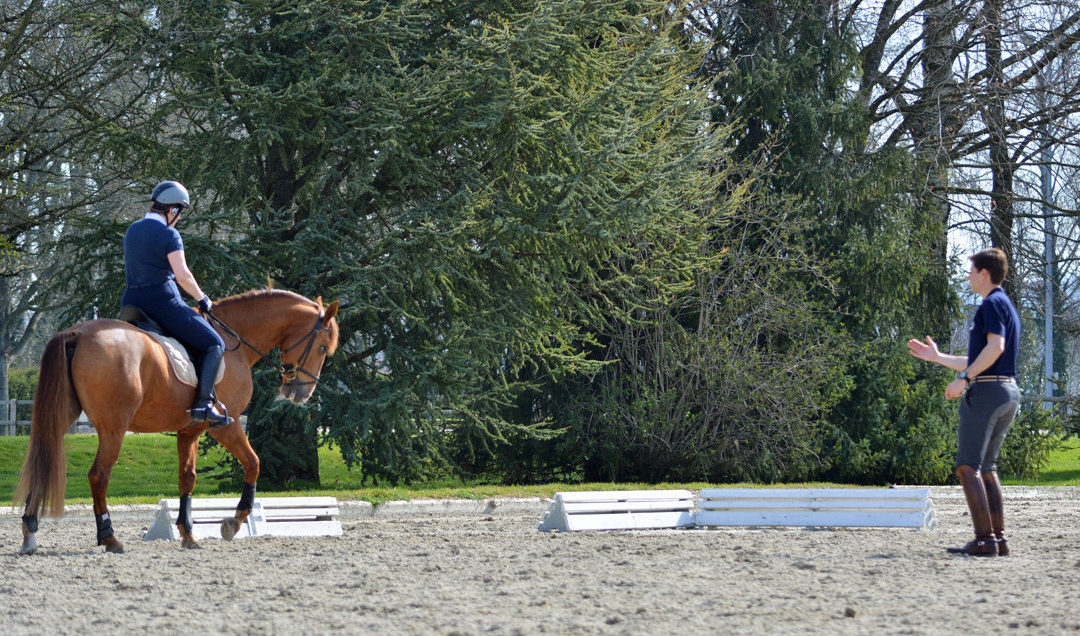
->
[14,289,339,554]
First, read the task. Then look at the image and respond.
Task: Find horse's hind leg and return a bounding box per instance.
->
[20,513,39,555]
[175,427,203,549]
[88,426,127,553]
[207,425,260,541]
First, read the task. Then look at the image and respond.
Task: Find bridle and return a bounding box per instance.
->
[205,310,329,388]
[278,314,330,387]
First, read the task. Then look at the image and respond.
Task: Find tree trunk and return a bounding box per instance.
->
[1,276,11,403]
[984,0,1017,299]
[0,354,9,404]
[912,0,962,335]
[248,135,320,486]
[916,0,958,247]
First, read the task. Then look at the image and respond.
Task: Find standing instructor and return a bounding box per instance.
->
[907,248,1020,556]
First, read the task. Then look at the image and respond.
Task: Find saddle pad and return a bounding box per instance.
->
[146,332,224,388]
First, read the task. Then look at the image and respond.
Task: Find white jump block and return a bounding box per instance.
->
[537,490,695,532]
[143,496,343,541]
[695,488,935,530]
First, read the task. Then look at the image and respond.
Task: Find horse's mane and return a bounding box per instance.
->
[217,288,319,309]
[215,288,339,354]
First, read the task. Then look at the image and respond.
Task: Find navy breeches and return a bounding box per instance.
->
[122,283,224,354]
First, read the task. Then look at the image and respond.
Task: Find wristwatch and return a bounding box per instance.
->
[959,371,971,384]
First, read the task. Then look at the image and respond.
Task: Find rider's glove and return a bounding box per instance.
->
[198,295,213,314]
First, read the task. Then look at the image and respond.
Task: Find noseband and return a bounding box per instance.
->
[278,316,329,387]
[206,311,328,388]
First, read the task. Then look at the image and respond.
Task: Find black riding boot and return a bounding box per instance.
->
[189,345,230,428]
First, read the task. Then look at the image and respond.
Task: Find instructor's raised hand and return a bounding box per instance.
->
[906,335,940,362]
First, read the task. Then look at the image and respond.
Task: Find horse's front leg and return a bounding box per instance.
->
[207,423,260,541]
[88,427,127,553]
[176,427,203,549]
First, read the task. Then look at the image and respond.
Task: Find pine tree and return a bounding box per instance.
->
[110,0,742,483]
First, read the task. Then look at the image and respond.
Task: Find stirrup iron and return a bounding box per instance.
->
[188,401,232,429]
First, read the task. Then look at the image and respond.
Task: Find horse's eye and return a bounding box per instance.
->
[319,345,328,354]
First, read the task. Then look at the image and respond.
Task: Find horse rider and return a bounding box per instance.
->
[121,180,230,427]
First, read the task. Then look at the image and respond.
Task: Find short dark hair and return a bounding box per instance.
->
[970,248,1008,284]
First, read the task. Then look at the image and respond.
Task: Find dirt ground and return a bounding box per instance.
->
[2,486,1078,635]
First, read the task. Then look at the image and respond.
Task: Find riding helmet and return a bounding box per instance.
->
[150,180,190,210]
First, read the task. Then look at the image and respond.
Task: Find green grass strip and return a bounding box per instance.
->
[1,433,1077,507]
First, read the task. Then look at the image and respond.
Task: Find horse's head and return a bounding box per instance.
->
[278,298,340,404]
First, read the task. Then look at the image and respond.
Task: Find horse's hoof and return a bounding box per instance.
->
[19,535,38,556]
[220,517,240,541]
[181,539,202,550]
[105,541,125,554]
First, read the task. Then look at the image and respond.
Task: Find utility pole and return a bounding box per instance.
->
[1041,136,1055,408]
[1038,65,1056,409]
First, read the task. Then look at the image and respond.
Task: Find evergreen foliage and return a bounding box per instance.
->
[545,193,848,483]
[323,0,747,484]
[694,0,973,484]
[11,0,1062,486]
[6,368,38,401]
[97,0,773,484]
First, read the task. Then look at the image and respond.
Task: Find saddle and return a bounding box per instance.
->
[120,306,223,388]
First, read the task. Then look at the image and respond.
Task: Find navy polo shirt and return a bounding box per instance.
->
[123,215,183,288]
[967,287,1020,377]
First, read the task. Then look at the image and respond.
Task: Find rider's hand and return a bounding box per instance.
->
[198,295,213,314]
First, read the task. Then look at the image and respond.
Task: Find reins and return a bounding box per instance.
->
[204,309,327,386]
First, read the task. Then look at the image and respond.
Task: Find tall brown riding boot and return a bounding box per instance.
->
[947,465,997,557]
[982,470,1009,556]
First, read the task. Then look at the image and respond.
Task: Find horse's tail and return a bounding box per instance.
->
[14,331,81,518]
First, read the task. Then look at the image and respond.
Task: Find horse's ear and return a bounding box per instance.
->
[322,301,339,324]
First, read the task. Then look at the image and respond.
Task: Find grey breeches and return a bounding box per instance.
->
[956,381,1020,473]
